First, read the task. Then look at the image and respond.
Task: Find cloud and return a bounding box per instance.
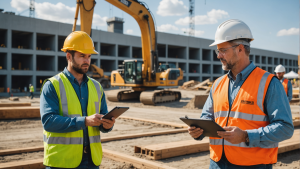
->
[157,0,188,16]
[277,28,299,36]
[181,28,204,37]
[157,24,179,32]
[126,29,133,34]
[11,0,107,27]
[11,0,28,12]
[175,9,229,25]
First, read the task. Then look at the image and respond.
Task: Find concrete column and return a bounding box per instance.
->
[129,45,132,58]
[165,44,168,58]
[32,32,36,51]
[55,34,58,52]
[115,44,118,57]
[54,55,58,72]
[7,29,12,49]
[186,46,189,60]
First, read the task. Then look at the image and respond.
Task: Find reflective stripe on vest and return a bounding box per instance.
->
[282,78,288,95]
[211,67,277,166]
[43,73,103,168]
[210,137,278,148]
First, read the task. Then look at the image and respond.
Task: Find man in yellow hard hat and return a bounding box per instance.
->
[274,64,293,102]
[40,31,115,169]
[188,19,293,168]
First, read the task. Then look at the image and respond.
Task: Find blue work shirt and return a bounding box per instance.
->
[40,68,112,146]
[280,78,293,102]
[199,62,294,148]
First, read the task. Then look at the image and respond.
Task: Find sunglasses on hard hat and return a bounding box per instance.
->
[215,45,239,56]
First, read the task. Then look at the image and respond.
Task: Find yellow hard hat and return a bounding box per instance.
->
[61,31,98,54]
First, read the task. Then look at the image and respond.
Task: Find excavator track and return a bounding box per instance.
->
[107,89,141,102]
[140,90,181,105]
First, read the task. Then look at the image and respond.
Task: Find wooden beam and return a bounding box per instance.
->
[0,158,44,169]
[119,116,188,128]
[0,150,176,169]
[0,102,31,107]
[0,107,40,119]
[101,128,187,142]
[135,139,209,160]
[293,119,300,127]
[0,129,187,156]
[0,147,44,156]
[135,130,300,160]
[103,149,177,169]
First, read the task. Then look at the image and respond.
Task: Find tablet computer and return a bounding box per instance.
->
[180,116,225,138]
[102,106,129,119]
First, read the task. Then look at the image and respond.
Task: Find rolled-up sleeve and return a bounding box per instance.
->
[247,77,294,147]
[40,81,86,133]
[194,88,215,140]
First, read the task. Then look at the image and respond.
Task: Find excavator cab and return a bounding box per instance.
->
[124,60,143,84]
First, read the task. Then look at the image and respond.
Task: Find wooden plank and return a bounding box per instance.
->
[8,97,19,101]
[0,147,44,156]
[0,158,44,169]
[0,102,31,107]
[0,129,187,156]
[135,139,209,160]
[0,107,40,119]
[135,130,300,160]
[0,150,176,169]
[293,120,300,127]
[101,129,187,142]
[103,149,177,169]
[191,79,210,90]
[119,116,188,128]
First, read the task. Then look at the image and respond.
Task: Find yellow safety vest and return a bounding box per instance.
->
[43,72,103,168]
[30,86,34,92]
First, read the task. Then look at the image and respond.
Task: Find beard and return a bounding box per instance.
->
[71,59,90,74]
[277,75,284,80]
[220,52,237,71]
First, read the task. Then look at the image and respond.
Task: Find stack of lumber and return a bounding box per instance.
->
[180,79,212,92]
[135,130,300,160]
[180,80,199,89]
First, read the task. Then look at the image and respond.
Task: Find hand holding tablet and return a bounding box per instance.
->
[180,116,225,138]
[102,106,129,120]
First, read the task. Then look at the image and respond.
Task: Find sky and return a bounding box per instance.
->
[1,0,299,55]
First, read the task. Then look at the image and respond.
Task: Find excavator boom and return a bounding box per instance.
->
[74,0,184,105]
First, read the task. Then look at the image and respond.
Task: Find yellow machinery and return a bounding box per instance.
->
[87,64,110,88]
[73,0,184,105]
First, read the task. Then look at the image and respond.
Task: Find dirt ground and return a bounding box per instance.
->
[0,88,299,169]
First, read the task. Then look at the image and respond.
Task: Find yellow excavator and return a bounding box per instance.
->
[87,64,111,88]
[73,0,184,105]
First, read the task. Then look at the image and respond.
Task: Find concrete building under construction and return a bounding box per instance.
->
[0,12,298,97]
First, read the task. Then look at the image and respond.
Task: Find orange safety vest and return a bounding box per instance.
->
[210,67,278,166]
[282,78,288,95]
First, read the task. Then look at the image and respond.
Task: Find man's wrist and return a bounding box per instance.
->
[244,131,249,143]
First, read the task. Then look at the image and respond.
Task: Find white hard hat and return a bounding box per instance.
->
[210,19,254,47]
[274,65,285,73]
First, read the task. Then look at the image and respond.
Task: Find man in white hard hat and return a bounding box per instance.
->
[188,19,293,168]
[274,64,293,102]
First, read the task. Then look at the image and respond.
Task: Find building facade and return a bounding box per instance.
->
[0,12,298,96]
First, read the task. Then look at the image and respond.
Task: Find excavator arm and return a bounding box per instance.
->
[73,0,158,82]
